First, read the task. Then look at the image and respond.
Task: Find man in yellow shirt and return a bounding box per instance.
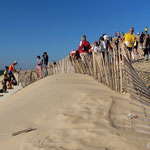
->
[123,28,135,60]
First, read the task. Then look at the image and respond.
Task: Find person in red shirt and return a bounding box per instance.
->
[8,61,18,87]
[78,35,91,61]
[70,50,76,57]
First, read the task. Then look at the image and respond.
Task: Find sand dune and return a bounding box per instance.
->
[133,59,150,88]
[0,73,148,150]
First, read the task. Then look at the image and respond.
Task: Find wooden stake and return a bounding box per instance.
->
[12,128,35,136]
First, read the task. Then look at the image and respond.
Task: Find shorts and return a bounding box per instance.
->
[126,47,132,51]
[4,78,10,82]
[134,46,138,49]
[147,48,150,52]
[8,71,12,75]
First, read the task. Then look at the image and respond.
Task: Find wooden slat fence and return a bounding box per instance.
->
[18,48,150,103]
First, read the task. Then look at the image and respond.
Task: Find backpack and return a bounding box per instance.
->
[12,79,17,86]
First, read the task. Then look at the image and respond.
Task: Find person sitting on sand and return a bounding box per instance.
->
[122,28,135,60]
[8,61,18,87]
[36,56,43,79]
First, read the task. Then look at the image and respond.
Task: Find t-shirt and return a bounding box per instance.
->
[103,35,108,41]
[9,64,15,72]
[99,41,106,52]
[103,35,109,44]
[79,40,91,54]
[37,59,42,66]
[145,37,150,49]
[134,40,138,47]
[124,33,135,48]
[140,34,145,43]
[44,55,49,66]
[92,45,99,53]
[3,70,9,80]
[145,28,148,32]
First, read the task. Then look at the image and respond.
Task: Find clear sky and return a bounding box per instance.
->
[0,0,150,70]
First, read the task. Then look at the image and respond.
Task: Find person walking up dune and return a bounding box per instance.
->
[139,32,145,49]
[123,28,135,60]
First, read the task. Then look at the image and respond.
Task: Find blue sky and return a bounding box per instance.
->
[0,0,150,70]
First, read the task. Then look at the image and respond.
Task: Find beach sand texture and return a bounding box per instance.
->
[0,73,149,150]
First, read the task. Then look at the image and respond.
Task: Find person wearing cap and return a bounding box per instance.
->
[103,33,109,42]
[123,28,136,60]
[78,35,91,61]
[8,61,18,86]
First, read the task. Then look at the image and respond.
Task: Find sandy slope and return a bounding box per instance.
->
[133,58,150,88]
[0,73,147,150]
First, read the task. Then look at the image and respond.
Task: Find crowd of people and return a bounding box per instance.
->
[70,27,150,62]
[0,52,49,94]
[1,27,149,94]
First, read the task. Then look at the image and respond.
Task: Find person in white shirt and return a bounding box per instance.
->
[103,33,109,42]
[91,41,99,53]
[99,37,106,59]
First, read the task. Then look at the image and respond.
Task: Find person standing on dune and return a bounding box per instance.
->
[8,61,18,87]
[2,66,11,91]
[36,56,43,79]
[99,37,106,59]
[143,34,150,61]
[123,28,135,60]
[145,27,148,34]
[43,52,49,77]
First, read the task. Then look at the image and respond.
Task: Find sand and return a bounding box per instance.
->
[133,57,150,88]
[0,73,149,150]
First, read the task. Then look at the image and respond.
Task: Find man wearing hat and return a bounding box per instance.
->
[8,61,18,86]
